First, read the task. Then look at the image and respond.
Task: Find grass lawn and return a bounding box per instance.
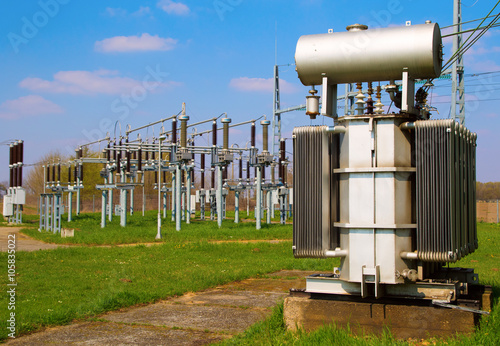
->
[0,240,332,341]
[21,210,292,245]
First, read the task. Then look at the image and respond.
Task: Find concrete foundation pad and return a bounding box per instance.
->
[284,295,485,339]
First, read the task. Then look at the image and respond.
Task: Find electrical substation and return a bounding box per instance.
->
[37,103,291,235]
[4,4,497,341]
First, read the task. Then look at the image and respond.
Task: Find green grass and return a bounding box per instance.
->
[0,240,331,341]
[21,210,292,245]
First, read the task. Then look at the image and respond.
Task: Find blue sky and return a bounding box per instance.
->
[1,0,499,183]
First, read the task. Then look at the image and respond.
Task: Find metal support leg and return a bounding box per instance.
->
[120,174,127,227]
[256,167,262,230]
[108,173,113,222]
[171,175,176,222]
[200,191,205,220]
[186,170,191,224]
[266,190,272,224]
[176,165,182,231]
[68,191,73,222]
[163,191,167,219]
[235,191,240,224]
[101,189,107,228]
[130,187,134,215]
[76,178,81,215]
[217,166,223,228]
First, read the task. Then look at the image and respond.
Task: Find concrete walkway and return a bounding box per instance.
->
[7,270,315,345]
[0,227,67,252]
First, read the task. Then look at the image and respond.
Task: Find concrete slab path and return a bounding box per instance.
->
[0,227,68,252]
[6,270,317,345]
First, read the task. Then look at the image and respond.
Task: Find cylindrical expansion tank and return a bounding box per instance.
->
[295,23,442,85]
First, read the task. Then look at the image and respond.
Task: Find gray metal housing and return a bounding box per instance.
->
[295,23,443,85]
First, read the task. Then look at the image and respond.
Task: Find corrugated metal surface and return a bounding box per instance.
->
[293,126,338,258]
[415,120,477,262]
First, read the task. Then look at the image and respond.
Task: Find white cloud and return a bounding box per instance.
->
[157,0,190,16]
[0,95,63,120]
[229,77,299,93]
[19,69,178,95]
[95,33,177,53]
[132,6,152,16]
[105,7,127,17]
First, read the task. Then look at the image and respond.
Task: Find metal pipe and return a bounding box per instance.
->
[326,125,347,134]
[400,251,418,260]
[194,117,264,137]
[126,114,176,135]
[324,249,348,258]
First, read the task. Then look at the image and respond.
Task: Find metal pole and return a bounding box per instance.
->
[187,169,191,224]
[76,176,81,215]
[497,199,499,224]
[176,164,182,231]
[256,166,262,230]
[101,189,107,228]
[107,171,113,222]
[235,191,240,223]
[171,173,176,222]
[93,194,95,213]
[156,139,162,239]
[68,191,73,222]
[120,175,127,228]
[247,188,250,216]
[217,165,223,228]
[163,192,167,219]
[266,190,272,224]
[130,183,134,215]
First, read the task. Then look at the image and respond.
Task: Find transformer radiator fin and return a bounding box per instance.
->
[415,119,477,262]
[293,126,338,258]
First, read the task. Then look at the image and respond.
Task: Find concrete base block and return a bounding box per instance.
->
[284,295,486,339]
[61,229,74,238]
